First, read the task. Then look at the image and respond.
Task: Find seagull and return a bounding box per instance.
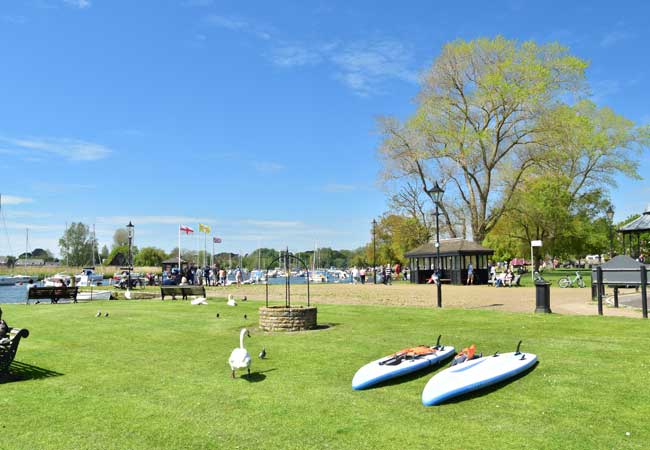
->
[227,294,237,307]
[95,310,101,317]
[259,347,266,359]
[104,312,109,317]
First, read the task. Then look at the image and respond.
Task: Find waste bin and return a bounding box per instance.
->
[535,280,552,314]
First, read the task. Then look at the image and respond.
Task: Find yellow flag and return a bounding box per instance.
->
[199,223,211,234]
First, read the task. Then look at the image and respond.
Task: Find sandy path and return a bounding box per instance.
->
[206,282,643,318]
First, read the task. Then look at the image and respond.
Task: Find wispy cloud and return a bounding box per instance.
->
[1,15,27,24]
[0,136,112,161]
[253,162,285,173]
[202,12,416,96]
[322,183,357,193]
[268,45,322,67]
[600,30,634,48]
[269,39,418,96]
[591,79,622,103]
[63,0,91,8]
[97,216,216,226]
[1,195,33,205]
[204,14,271,40]
[241,220,303,228]
[183,0,213,6]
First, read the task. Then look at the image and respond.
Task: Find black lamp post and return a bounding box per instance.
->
[372,219,377,284]
[606,206,614,259]
[127,221,134,290]
[427,182,444,308]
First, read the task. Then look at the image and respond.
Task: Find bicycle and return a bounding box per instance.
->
[558,271,585,288]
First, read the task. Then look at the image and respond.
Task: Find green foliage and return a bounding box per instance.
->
[58,222,97,266]
[106,244,138,265]
[2,301,650,449]
[134,247,168,267]
[379,36,647,246]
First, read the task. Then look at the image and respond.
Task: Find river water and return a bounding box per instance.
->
[0,274,347,304]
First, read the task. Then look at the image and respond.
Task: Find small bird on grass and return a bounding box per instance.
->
[216,313,220,319]
[95,310,101,317]
[259,347,266,359]
[244,314,247,320]
[242,296,247,302]
[104,312,109,317]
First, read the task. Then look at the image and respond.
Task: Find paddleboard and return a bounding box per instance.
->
[352,336,455,390]
[421,342,537,406]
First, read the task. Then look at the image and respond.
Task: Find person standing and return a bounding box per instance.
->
[359,267,366,284]
[467,262,474,285]
[384,264,392,285]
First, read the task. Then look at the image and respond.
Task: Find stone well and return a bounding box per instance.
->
[258,306,317,332]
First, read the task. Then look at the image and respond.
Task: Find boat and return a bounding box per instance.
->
[309,270,328,283]
[0,276,17,286]
[75,267,105,286]
[421,341,537,406]
[352,336,455,390]
[43,274,72,287]
[76,290,113,301]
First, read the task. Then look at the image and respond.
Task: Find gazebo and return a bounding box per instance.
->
[405,238,494,285]
[617,206,650,259]
[161,258,188,273]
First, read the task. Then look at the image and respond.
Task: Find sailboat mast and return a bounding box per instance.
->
[24,227,28,268]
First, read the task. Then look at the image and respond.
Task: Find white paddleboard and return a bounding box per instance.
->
[352,339,455,390]
[421,347,537,406]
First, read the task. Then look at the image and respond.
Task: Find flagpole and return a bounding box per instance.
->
[203,231,207,267]
[178,226,181,271]
[211,239,214,267]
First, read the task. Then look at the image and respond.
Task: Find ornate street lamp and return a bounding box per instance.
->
[427,182,444,308]
[606,206,615,259]
[372,219,377,284]
[127,221,134,291]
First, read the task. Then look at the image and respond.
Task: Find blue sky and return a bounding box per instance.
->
[1,0,649,257]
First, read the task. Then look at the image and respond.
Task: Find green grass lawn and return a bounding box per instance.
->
[2,298,648,449]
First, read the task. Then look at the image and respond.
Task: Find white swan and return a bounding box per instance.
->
[124,289,132,300]
[229,328,251,378]
[227,294,237,307]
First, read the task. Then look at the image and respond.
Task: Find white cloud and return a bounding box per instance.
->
[591,79,621,103]
[1,195,33,205]
[204,14,271,40]
[63,0,91,8]
[600,31,634,48]
[242,220,303,228]
[0,136,112,161]
[269,39,418,96]
[96,216,216,226]
[253,162,285,173]
[322,183,357,193]
[268,45,322,67]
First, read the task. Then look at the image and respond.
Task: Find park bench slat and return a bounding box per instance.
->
[28,287,79,304]
[0,328,30,375]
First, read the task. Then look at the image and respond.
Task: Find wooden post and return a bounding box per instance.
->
[614,287,619,308]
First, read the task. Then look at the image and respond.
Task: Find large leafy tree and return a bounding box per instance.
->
[134,247,168,267]
[59,222,97,266]
[379,36,648,243]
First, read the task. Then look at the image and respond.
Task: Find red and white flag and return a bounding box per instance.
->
[180,225,194,235]
[213,237,222,243]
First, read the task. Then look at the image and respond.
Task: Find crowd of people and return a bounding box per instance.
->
[348,263,406,285]
[161,265,244,287]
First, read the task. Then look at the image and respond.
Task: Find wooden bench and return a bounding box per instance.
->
[28,286,79,304]
[0,328,30,375]
[160,285,206,300]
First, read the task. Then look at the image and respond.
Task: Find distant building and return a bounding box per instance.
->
[0,257,8,266]
[15,258,45,267]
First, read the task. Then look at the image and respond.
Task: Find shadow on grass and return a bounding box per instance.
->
[0,361,63,384]
[437,361,539,405]
[242,368,277,383]
[466,303,505,309]
[363,353,456,390]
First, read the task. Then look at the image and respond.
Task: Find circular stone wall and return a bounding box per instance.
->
[259,306,317,332]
